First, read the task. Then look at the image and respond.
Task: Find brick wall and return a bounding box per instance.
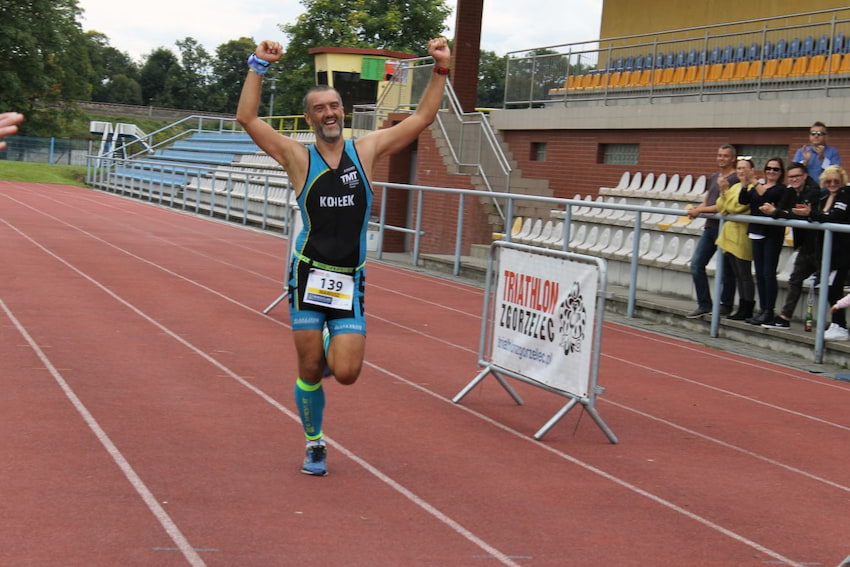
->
[503,128,850,199]
[371,120,493,255]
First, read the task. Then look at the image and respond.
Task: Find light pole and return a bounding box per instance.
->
[267,77,278,118]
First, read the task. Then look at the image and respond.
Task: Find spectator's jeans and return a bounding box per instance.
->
[725,252,754,302]
[751,235,784,311]
[690,226,735,310]
[780,248,818,320]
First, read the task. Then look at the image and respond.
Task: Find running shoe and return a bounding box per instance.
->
[824,323,849,341]
[763,316,790,329]
[301,443,328,476]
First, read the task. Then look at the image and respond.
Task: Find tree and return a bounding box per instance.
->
[477,50,506,108]
[0,0,93,134]
[139,47,179,106]
[213,38,258,113]
[83,31,141,103]
[276,0,450,114]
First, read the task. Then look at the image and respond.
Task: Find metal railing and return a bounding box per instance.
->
[84,159,850,364]
[505,7,850,108]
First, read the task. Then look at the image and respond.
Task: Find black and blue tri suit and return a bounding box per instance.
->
[288,139,373,335]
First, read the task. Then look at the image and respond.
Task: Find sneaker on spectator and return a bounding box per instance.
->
[301,443,328,476]
[763,316,790,329]
[824,323,849,341]
[686,307,711,319]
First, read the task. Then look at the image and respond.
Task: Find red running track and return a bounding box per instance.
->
[1,180,849,567]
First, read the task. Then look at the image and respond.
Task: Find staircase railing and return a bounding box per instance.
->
[352,57,512,225]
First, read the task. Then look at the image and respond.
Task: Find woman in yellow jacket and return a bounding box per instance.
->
[716,157,756,320]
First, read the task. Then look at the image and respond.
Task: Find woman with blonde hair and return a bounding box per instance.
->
[716,158,756,321]
[811,165,850,340]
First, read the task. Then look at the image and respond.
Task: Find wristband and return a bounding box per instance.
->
[433,66,450,76]
[247,53,271,75]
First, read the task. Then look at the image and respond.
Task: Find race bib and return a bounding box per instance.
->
[303,268,354,311]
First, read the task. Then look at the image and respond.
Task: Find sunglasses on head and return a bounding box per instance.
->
[764,166,782,172]
[810,131,826,136]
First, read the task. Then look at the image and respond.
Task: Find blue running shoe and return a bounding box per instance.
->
[301,444,328,476]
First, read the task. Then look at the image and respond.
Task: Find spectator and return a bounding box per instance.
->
[793,121,840,184]
[809,165,850,341]
[0,112,24,151]
[760,162,821,329]
[716,158,756,321]
[740,157,786,325]
[685,144,738,318]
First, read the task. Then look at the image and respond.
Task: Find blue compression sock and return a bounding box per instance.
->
[322,326,332,378]
[295,377,325,441]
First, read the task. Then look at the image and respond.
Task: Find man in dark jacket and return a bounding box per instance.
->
[759,162,821,329]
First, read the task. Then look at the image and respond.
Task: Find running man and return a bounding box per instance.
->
[236,38,451,476]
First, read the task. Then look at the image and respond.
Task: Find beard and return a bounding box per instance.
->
[313,120,342,143]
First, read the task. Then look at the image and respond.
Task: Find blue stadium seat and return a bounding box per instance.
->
[835,33,847,54]
[747,42,760,61]
[686,49,697,66]
[762,40,774,60]
[774,39,787,59]
[644,53,655,68]
[675,51,686,67]
[633,55,644,71]
[788,37,801,57]
[721,45,733,63]
[708,47,721,64]
[815,34,829,55]
[613,56,624,71]
[698,49,707,65]
[655,53,665,68]
[624,56,634,71]
[733,44,746,62]
[664,52,675,67]
[801,35,814,56]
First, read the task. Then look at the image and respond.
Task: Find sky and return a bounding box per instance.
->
[76,0,603,62]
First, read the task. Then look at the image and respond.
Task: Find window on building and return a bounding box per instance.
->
[600,143,639,165]
[531,142,547,161]
[733,145,789,170]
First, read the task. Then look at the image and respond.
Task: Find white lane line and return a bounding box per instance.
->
[604,353,850,432]
[1,219,523,567]
[601,398,850,493]
[0,297,207,567]
[606,322,850,391]
[3,214,816,567]
[361,360,809,567]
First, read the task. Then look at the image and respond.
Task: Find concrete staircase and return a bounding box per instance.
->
[430,113,554,235]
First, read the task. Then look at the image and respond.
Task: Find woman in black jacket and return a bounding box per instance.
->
[810,165,850,341]
[739,157,786,325]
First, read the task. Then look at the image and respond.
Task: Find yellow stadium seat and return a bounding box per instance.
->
[705,63,724,82]
[762,59,779,79]
[775,57,794,78]
[732,61,750,80]
[839,53,850,75]
[789,56,809,77]
[719,62,736,81]
[567,75,580,90]
[587,73,602,90]
[683,65,702,83]
[829,53,843,74]
[746,60,762,80]
[637,68,653,87]
[608,71,624,88]
[806,54,826,76]
[670,66,686,85]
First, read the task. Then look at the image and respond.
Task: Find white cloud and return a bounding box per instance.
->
[78,0,602,61]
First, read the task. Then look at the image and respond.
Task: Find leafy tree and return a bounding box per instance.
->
[83,31,140,103]
[277,0,450,114]
[477,50,506,108]
[139,47,179,106]
[213,38,258,113]
[0,0,93,134]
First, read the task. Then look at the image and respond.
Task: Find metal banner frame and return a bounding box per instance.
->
[263,202,301,314]
[453,240,618,443]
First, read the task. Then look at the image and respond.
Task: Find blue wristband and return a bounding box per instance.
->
[247,53,270,75]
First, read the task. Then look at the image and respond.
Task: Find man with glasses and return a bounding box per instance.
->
[685,144,738,318]
[759,162,821,329]
[793,122,841,184]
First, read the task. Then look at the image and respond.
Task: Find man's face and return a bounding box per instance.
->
[717,148,735,169]
[787,168,806,189]
[305,90,344,143]
[809,126,828,147]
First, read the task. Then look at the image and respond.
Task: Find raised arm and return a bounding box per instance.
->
[357,38,451,163]
[236,41,306,177]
